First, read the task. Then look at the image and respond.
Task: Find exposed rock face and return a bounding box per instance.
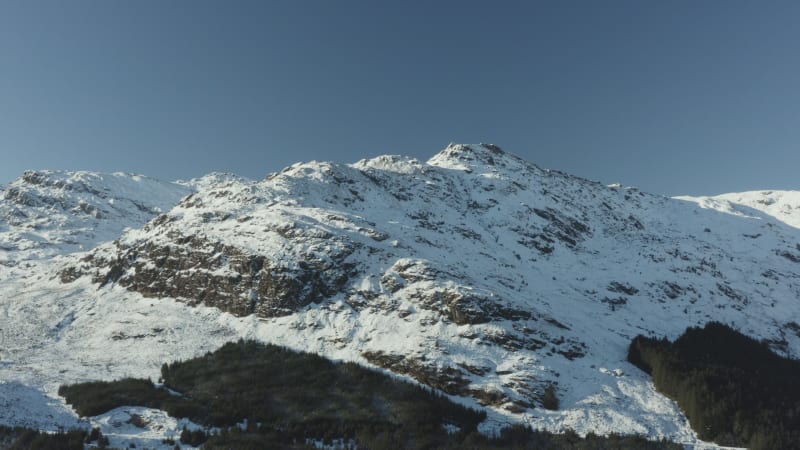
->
[362,350,471,395]
[70,230,359,318]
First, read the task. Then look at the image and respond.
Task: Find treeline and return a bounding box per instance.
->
[628,321,800,450]
[57,339,683,449]
[57,377,200,421]
[61,339,486,448]
[0,426,108,450]
[199,424,682,449]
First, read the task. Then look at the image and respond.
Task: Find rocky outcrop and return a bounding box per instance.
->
[362,351,471,395]
[66,233,358,317]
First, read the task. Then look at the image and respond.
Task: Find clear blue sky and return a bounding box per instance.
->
[1,1,799,196]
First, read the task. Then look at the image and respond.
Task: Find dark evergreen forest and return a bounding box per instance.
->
[0,426,108,450]
[56,339,681,450]
[628,321,800,450]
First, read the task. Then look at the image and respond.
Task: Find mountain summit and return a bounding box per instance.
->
[2,145,799,446]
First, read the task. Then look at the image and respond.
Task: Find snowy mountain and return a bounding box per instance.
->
[0,170,191,263]
[2,144,799,448]
[678,190,800,229]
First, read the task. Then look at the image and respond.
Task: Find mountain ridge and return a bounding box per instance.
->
[0,170,192,263]
[1,144,798,448]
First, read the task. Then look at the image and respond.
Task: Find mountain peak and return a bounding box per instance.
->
[177,172,251,190]
[427,143,533,175]
[428,143,502,166]
[15,170,105,190]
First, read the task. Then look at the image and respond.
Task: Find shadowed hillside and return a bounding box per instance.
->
[629,322,800,449]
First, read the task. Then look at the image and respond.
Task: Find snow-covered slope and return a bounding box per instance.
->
[2,144,799,448]
[678,190,800,229]
[0,170,192,263]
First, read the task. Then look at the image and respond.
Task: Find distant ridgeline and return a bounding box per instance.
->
[57,340,681,450]
[628,322,800,450]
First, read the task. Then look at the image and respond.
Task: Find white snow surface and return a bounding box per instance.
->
[0,144,794,449]
[678,189,800,229]
[0,170,191,263]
